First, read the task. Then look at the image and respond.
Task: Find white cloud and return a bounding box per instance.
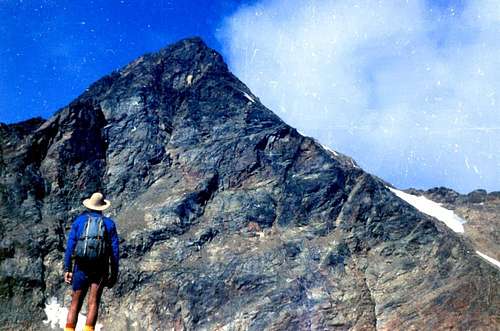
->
[218,0,500,193]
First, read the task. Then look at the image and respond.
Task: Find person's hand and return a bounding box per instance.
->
[64,272,73,284]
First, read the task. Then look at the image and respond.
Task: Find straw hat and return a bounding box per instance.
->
[83,192,111,211]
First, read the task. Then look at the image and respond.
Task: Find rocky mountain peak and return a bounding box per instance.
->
[78,36,231,118]
[0,37,498,330]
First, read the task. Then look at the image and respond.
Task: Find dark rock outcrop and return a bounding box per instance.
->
[1,37,498,330]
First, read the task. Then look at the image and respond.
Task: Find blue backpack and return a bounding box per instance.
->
[75,214,108,264]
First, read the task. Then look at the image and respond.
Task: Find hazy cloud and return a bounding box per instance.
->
[218,0,500,193]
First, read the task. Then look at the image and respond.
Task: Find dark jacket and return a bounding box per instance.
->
[63,211,119,278]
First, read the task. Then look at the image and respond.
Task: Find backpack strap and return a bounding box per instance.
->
[83,214,92,256]
[97,217,103,240]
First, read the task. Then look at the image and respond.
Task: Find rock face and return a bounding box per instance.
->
[0,37,498,330]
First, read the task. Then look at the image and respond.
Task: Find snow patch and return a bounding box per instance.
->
[43,297,103,331]
[476,251,500,270]
[186,74,193,86]
[387,187,466,233]
[320,143,339,156]
[242,91,255,103]
[388,188,500,270]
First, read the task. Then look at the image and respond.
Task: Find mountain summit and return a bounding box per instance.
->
[1,37,498,330]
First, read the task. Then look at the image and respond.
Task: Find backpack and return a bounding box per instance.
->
[74,214,108,264]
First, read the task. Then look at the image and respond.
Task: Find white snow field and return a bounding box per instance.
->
[388,187,465,233]
[475,251,500,269]
[388,187,500,270]
[44,296,103,331]
[320,143,339,156]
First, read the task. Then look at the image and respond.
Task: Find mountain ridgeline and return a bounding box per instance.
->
[0,37,498,330]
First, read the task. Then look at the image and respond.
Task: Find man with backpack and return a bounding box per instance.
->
[63,192,119,331]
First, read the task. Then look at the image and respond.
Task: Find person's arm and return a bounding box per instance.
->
[63,218,79,273]
[108,221,120,285]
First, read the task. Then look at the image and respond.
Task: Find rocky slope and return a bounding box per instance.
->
[0,37,498,330]
[404,187,500,263]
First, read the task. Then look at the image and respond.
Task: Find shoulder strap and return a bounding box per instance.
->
[82,213,92,236]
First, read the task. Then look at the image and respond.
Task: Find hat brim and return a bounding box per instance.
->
[83,198,111,211]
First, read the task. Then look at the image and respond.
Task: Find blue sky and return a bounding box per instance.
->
[0,0,254,123]
[1,0,498,193]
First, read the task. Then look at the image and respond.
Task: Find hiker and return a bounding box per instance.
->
[63,192,119,331]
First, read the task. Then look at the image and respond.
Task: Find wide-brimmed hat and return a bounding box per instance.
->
[83,192,111,211]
